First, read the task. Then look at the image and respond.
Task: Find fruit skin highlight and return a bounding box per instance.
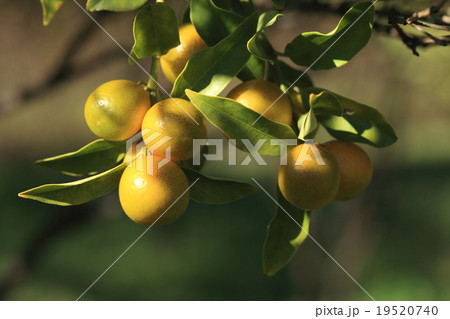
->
[324,140,373,201]
[141,98,207,161]
[227,80,293,126]
[119,155,189,226]
[84,80,150,141]
[278,143,340,210]
[160,23,207,84]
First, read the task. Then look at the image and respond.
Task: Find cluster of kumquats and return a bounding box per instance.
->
[84,23,373,226]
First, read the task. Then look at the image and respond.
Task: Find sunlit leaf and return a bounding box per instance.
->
[299,88,397,147]
[171,12,258,99]
[19,163,126,206]
[186,90,297,156]
[247,11,281,64]
[297,91,342,140]
[35,139,125,176]
[40,0,64,26]
[86,0,147,12]
[285,2,374,70]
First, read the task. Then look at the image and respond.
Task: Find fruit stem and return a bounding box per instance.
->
[148,56,160,105]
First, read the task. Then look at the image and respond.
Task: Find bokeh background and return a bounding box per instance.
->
[0,0,449,300]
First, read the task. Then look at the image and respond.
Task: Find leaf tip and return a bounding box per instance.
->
[263,265,278,277]
[18,191,29,199]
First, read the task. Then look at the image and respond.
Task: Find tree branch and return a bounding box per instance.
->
[285,0,450,56]
[0,12,116,116]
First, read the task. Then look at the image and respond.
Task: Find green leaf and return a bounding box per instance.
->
[131,3,180,59]
[35,139,125,177]
[263,187,310,276]
[86,0,147,12]
[269,60,313,90]
[186,90,297,156]
[309,91,343,115]
[297,91,342,140]
[248,33,276,64]
[271,0,285,10]
[40,0,64,26]
[247,11,281,64]
[171,12,258,99]
[317,93,398,148]
[284,2,374,70]
[19,163,126,206]
[183,168,258,204]
[190,0,262,81]
[297,111,317,140]
[237,54,265,81]
[256,10,281,32]
[182,3,191,24]
[190,0,244,46]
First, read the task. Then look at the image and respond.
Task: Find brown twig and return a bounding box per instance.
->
[387,0,449,56]
[285,0,450,56]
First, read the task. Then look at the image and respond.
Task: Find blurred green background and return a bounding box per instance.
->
[0,0,449,300]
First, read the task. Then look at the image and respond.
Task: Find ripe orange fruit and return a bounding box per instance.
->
[324,140,373,201]
[278,143,340,210]
[226,80,293,126]
[141,98,207,161]
[160,23,207,84]
[84,80,150,141]
[119,155,189,226]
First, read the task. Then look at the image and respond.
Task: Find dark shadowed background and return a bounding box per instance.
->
[0,0,449,300]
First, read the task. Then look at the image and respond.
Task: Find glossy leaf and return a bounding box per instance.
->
[256,10,281,31]
[237,55,265,81]
[309,91,343,115]
[40,0,64,26]
[186,90,297,156]
[297,91,342,140]
[131,3,180,59]
[263,187,310,276]
[86,0,147,12]
[247,11,281,64]
[19,163,126,206]
[285,2,374,70]
[297,111,317,140]
[191,0,262,81]
[269,60,313,90]
[183,168,258,204]
[171,12,258,99]
[317,93,398,148]
[190,0,244,46]
[35,139,125,176]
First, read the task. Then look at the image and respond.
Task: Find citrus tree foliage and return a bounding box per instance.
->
[27,0,397,275]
